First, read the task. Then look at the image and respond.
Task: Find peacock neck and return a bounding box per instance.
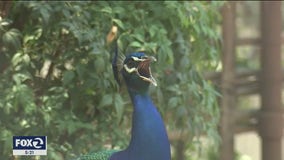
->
[110,90,171,160]
[129,92,171,159]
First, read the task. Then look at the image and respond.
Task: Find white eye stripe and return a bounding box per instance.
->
[124,64,137,73]
[131,56,145,62]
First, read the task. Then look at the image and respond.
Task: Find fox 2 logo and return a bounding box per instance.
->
[13,136,46,150]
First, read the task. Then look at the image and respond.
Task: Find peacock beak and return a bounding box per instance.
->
[137,56,157,86]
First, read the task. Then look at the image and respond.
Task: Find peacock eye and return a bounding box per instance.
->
[127,59,136,68]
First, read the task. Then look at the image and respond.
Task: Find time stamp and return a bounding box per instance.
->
[25,150,35,155]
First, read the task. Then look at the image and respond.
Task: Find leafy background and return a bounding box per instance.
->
[0,1,223,160]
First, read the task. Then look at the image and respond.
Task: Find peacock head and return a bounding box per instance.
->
[121,52,157,92]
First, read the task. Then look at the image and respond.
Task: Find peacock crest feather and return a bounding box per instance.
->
[112,40,125,86]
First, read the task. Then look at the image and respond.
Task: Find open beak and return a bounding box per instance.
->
[137,56,157,86]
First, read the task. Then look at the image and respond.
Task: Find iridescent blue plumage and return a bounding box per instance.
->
[110,93,171,160]
[77,51,171,160]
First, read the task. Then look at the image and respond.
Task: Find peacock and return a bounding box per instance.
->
[76,28,171,160]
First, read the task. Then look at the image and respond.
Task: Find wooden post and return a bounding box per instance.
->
[219,2,236,160]
[259,2,283,160]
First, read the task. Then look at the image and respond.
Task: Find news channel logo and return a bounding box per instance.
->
[13,136,47,156]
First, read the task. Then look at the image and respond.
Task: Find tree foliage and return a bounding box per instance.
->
[0,2,223,160]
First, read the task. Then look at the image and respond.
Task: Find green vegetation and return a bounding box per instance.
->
[0,2,223,159]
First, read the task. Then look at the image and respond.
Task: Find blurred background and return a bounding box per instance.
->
[0,1,283,160]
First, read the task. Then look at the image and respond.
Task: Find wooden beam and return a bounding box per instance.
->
[236,38,261,46]
[259,2,283,160]
[236,35,284,46]
[219,2,236,160]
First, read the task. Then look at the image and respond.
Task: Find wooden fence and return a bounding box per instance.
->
[214,2,284,160]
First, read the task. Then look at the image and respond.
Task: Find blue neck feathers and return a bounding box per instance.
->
[110,91,171,160]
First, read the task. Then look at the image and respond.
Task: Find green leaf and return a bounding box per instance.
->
[129,41,142,48]
[168,97,180,108]
[114,93,124,122]
[99,94,113,108]
[177,105,187,117]
[63,70,75,85]
[112,18,125,29]
[12,73,31,85]
[101,6,112,14]
[2,28,22,50]
[39,6,51,25]
[94,57,105,73]
[0,19,11,27]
